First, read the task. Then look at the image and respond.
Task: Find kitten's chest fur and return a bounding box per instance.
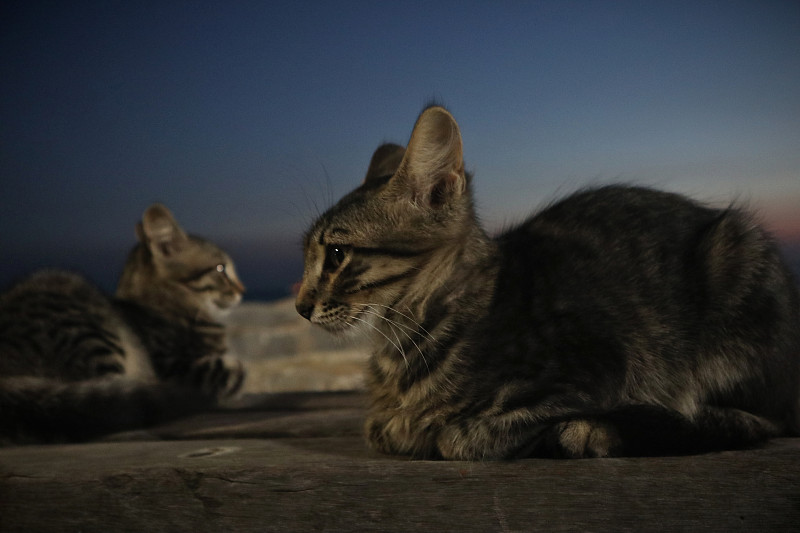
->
[114,300,226,379]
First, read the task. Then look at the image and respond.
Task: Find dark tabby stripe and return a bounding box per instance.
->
[180,266,221,284]
[352,246,431,258]
[68,330,123,354]
[395,332,458,393]
[344,268,416,295]
[339,276,365,294]
[342,262,371,280]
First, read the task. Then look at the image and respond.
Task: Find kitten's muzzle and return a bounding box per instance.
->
[296,299,313,321]
[295,282,316,321]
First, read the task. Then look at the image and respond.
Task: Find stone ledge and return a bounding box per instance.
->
[1,392,799,532]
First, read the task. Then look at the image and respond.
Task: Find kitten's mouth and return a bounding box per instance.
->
[313,316,351,335]
[313,308,367,336]
[208,295,242,320]
[317,322,349,335]
[214,293,242,310]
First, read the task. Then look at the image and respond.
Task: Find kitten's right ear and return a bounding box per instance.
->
[139,204,189,257]
[363,143,405,184]
[392,106,466,208]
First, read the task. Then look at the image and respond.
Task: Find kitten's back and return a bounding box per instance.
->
[0,270,153,379]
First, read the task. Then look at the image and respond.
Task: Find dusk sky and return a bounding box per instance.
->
[2,1,799,299]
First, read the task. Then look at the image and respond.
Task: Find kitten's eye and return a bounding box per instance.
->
[324,245,348,271]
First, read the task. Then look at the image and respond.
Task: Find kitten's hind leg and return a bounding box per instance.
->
[520,405,783,458]
[436,402,777,459]
[690,405,782,450]
[602,405,782,455]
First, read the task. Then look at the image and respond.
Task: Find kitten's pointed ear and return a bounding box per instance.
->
[363,143,406,184]
[393,106,466,208]
[139,204,189,257]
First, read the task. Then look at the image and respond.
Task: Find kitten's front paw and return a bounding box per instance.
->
[365,417,395,455]
[365,414,440,459]
[189,355,245,401]
[556,419,621,458]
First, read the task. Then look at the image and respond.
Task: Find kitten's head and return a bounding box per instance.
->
[116,204,245,320]
[296,106,474,335]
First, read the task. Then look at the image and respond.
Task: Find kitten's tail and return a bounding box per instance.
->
[0,376,211,445]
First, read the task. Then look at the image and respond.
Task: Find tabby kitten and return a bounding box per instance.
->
[0,204,246,444]
[296,106,800,459]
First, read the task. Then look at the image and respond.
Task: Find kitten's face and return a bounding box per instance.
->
[296,107,470,335]
[117,204,245,319]
[162,237,245,318]
[297,185,434,335]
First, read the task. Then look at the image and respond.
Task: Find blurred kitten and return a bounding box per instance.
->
[0,204,246,444]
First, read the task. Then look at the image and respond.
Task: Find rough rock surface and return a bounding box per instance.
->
[223,298,369,394]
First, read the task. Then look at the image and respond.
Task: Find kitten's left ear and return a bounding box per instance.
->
[139,204,189,257]
[363,143,406,184]
[393,106,466,208]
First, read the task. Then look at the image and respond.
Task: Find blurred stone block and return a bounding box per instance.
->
[222,299,370,393]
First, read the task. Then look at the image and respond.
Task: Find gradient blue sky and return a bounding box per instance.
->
[2,1,799,299]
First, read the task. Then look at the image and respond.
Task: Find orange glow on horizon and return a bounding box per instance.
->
[758,199,800,243]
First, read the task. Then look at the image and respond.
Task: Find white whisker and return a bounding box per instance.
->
[360,307,431,376]
[359,303,438,345]
[348,314,409,369]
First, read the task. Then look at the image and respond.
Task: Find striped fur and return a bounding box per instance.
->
[297,106,800,459]
[0,204,245,444]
